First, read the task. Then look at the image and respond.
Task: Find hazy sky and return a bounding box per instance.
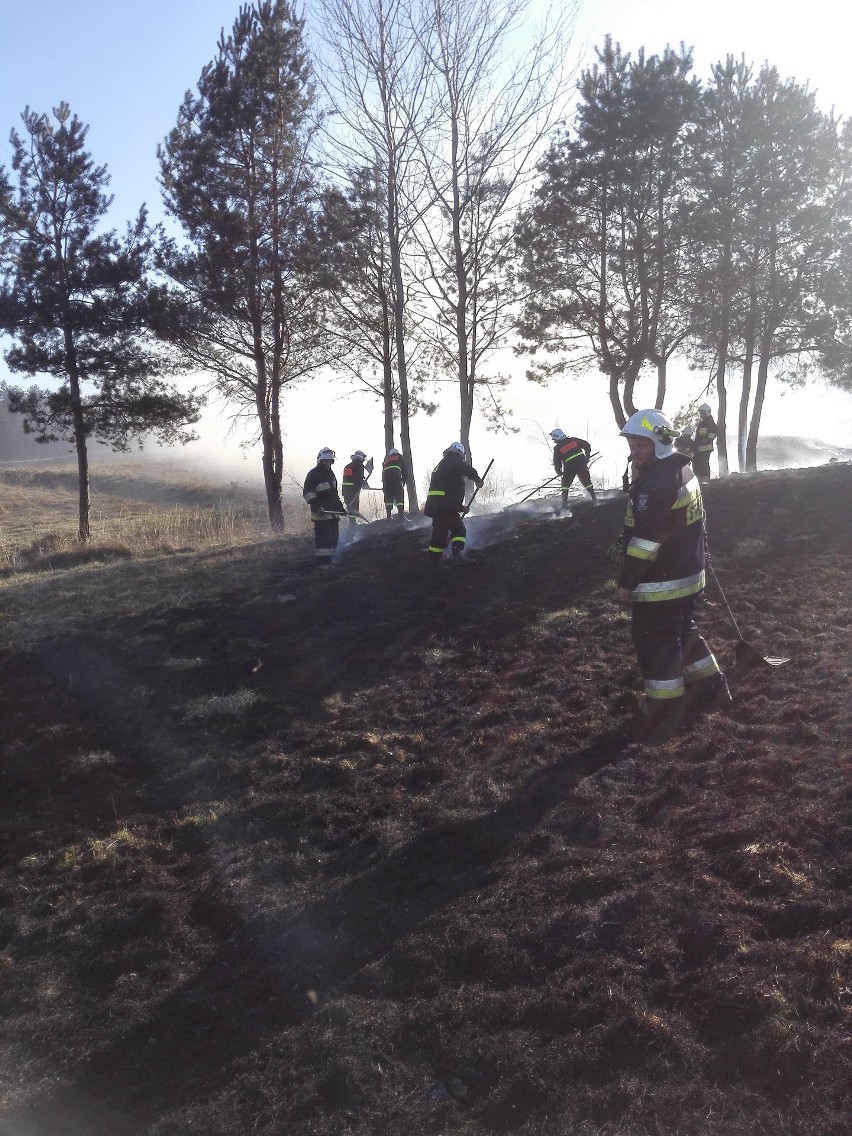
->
[1,0,850,484]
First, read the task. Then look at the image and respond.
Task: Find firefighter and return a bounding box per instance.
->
[303,447,347,569]
[693,404,718,480]
[615,409,731,742]
[675,427,695,457]
[381,447,406,518]
[423,442,483,565]
[549,429,596,509]
[341,449,368,522]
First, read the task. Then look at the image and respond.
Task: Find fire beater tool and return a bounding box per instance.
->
[707,563,789,668]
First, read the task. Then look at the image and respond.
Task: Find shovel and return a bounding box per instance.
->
[706,563,789,667]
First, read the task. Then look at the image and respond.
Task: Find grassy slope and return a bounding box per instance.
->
[1,462,851,1136]
[0,463,307,570]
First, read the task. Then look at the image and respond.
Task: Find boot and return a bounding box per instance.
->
[689,673,733,717]
[637,697,685,744]
[452,547,474,566]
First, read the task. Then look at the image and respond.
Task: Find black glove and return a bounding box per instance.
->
[606,537,624,565]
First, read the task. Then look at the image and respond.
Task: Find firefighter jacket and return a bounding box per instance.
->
[303,464,345,517]
[695,416,718,456]
[382,453,405,493]
[342,459,366,499]
[553,436,592,477]
[423,450,481,517]
[381,452,404,483]
[617,453,706,603]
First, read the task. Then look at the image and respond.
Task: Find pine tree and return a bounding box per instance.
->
[0,104,202,541]
[515,38,701,426]
[158,0,337,530]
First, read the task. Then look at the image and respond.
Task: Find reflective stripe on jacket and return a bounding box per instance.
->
[424,451,480,516]
[618,454,706,603]
[303,465,345,514]
[552,437,591,475]
[342,460,365,490]
[695,418,717,454]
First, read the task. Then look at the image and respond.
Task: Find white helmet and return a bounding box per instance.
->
[351,449,367,461]
[447,442,466,456]
[317,447,335,462]
[698,403,712,415]
[681,427,694,438]
[620,409,677,459]
[549,428,567,441]
[387,448,401,457]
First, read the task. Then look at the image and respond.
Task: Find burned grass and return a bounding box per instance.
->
[1,463,851,1135]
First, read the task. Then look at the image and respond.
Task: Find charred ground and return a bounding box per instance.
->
[1,464,851,1135]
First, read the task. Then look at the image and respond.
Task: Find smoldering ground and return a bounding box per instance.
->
[1,462,850,1136]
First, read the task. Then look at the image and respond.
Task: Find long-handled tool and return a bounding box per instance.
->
[706,563,789,668]
[512,451,602,507]
[514,474,561,504]
[462,458,494,513]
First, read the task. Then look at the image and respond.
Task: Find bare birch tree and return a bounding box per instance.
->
[312,0,432,509]
[411,0,576,459]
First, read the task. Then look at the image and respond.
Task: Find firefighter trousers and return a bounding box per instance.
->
[427,508,466,560]
[692,453,712,479]
[561,459,595,497]
[313,517,340,567]
[630,597,722,706]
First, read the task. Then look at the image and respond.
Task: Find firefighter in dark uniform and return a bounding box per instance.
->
[341,449,368,522]
[549,428,596,510]
[693,404,717,480]
[381,448,406,518]
[615,409,731,741]
[675,427,695,457]
[423,442,483,565]
[303,447,347,569]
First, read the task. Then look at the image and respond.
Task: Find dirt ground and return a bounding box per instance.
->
[1,463,851,1135]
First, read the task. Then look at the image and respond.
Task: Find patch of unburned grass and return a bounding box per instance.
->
[174,802,234,828]
[0,463,311,573]
[183,689,259,722]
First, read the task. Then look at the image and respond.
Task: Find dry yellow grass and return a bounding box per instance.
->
[0,461,311,648]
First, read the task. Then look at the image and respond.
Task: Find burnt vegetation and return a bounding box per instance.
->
[1,462,851,1135]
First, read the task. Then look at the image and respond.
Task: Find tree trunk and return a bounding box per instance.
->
[73,407,91,544]
[654,359,666,408]
[381,295,395,454]
[714,334,730,477]
[261,430,284,529]
[716,356,729,478]
[448,97,472,459]
[622,361,642,418]
[387,170,418,511]
[738,346,753,472]
[64,332,90,542]
[269,379,285,531]
[256,373,284,530]
[609,373,626,428]
[745,340,771,471]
